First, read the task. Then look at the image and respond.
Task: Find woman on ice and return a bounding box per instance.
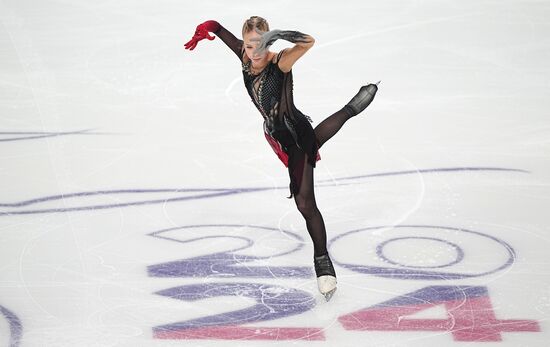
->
[185,16,378,301]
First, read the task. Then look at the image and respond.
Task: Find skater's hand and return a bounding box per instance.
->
[184,20,220,51]
[252,28,282,55]
[252,28,313,55]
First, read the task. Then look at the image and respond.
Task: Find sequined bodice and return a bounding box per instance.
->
[214,27,320,193]
[242,59,285,130]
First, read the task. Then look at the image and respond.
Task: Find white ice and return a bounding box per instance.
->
[1,0,549,346]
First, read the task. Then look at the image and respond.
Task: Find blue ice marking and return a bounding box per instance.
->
[0,167,528,215]
[0,305,22,347]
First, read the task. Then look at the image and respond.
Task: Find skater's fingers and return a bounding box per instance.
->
[187,41,197,50]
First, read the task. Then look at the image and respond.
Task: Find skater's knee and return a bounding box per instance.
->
[295,195,317,219]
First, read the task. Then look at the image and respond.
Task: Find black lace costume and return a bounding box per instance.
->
[216,26,320,196]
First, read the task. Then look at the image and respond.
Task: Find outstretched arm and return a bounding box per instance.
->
[185,20,243,61]
[215,25,244,60]
[253,29,315,72]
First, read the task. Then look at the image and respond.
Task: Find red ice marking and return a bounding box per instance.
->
[154,326,325,341]
[339,286,540,342]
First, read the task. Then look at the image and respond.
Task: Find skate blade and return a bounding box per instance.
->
[323,288,337,302]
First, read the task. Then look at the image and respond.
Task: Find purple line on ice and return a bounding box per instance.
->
[0,129,106,142]
[329,225,516,280]
[147,224,312,278]
[153,282,316,332]
[0,305,22,347]
[0,167,529,216]
[376,236,465,269]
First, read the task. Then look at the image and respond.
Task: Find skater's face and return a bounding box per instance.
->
[243,30,269,67]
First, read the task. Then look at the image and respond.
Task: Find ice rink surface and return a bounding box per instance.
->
[1,0,550,346]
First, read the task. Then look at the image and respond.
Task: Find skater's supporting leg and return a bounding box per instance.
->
[294,154,337,301]
[293,155,327,257]
[314,253,337,301]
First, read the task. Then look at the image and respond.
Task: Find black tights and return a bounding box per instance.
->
[294,106,355,257]
[315,106,354,148]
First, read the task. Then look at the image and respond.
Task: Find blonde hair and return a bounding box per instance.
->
[242,16,269,36]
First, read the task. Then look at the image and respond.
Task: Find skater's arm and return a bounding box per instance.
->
[215,25,244,60]
[185,20,243,61]
[254,29,315,72]
[276,32,314,72]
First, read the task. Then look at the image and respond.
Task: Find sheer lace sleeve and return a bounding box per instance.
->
[215,25,244,61]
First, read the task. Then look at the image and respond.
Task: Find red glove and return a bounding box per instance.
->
[184,20,221,50]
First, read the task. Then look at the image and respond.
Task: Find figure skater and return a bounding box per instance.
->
[184,16,378,301]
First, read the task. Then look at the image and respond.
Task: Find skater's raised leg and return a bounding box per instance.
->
[345,82,379,117]
[314,82,379,148]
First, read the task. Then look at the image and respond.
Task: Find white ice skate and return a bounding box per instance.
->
[317,275,337,302]
[314,254,337,302]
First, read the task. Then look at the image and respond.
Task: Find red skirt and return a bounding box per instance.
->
[264,131,320,167]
